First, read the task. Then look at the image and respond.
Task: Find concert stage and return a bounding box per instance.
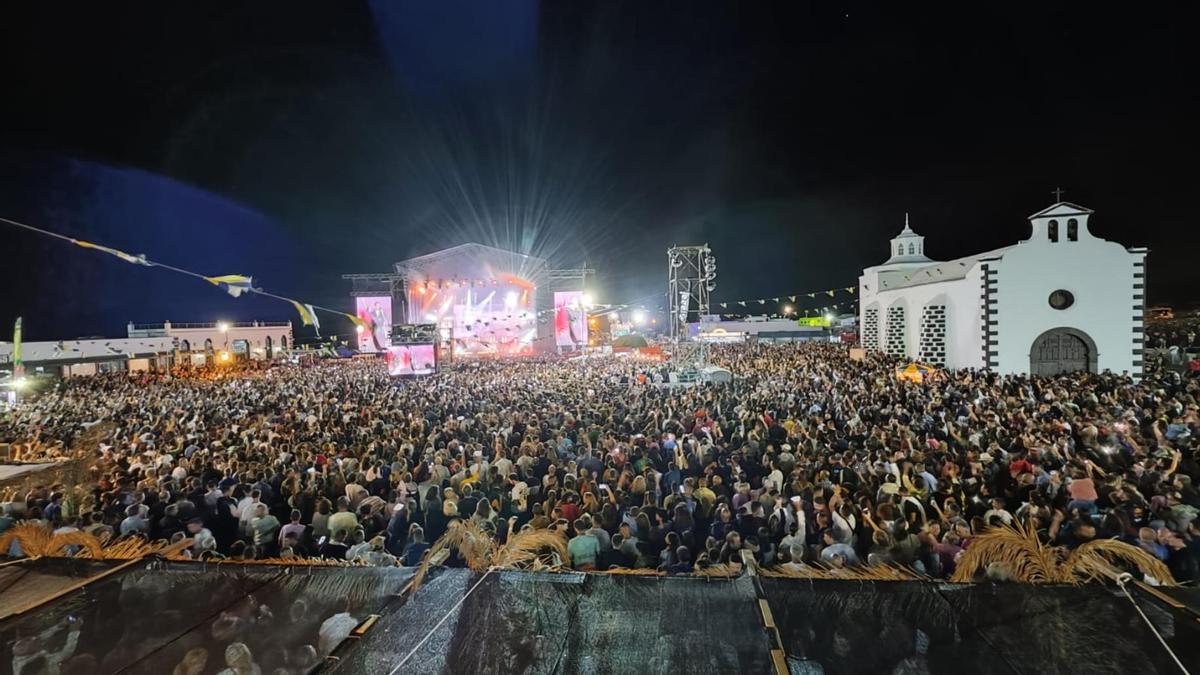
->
[344,243,593,359]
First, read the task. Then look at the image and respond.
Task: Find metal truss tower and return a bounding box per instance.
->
[667,244,716,369]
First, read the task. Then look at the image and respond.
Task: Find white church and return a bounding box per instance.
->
[858,199,1147,377]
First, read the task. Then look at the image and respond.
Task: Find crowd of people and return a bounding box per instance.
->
[1,341,1198,584]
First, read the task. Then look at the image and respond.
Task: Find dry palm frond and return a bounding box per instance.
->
[276,568,385,606]
[605,567,665,576]
[246,556,358,566]
[409,520,497,594]
[42,531,105,559]
[0,522,53,557]
[828,563,923,581]
[1061,538,1177,586]
[694,563,740,578]
[950,521,1061,583]
[493,528,568,570]
[760,562,921,581]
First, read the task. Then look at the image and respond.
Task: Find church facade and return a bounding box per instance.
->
[858,201,1147,378]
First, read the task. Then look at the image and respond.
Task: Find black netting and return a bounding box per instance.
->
[762,579,1200,675]
[325,567,476,674]
[335,571,774,675]
[5,562,1198,675]
[0,561,414,675]
[0,559,121,621]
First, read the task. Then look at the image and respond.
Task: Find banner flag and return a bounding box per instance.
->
[205,274,254,298]
[12,317,23,380]
[73,239,151,266]
[290,300,320,335]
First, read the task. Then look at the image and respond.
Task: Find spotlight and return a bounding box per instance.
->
[217,321,229,333]
[783,304,794,315]
[633,310,647,325]
[355,325,365,334]
[582,292,594,307]
[824,312,835,322]
[505,291,518,308]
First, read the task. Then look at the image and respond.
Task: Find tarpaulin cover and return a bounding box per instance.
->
[0,560,413,675]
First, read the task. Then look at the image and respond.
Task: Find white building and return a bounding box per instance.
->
[127,320,293,363]
[1,337,175,377]
[859,201,1146,377]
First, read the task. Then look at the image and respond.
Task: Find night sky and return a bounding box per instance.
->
[1,1,1192,340]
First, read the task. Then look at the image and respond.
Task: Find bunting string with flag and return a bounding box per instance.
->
[713,285,857,312]
[0,215,358,335]
[204,274,255,298]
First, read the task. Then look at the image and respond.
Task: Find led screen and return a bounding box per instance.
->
[554,291,588,348]
[386,344,437,376]
[355,296,393,353]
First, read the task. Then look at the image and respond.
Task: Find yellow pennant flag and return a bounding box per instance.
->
[289,300,320,333]
[73,239,151,266]
[204,275,254,298]
[345,313,371,331]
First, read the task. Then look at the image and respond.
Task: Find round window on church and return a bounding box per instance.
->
[1048,289,1075,310]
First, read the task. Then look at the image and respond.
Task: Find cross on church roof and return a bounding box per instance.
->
[1052,187,1065,201]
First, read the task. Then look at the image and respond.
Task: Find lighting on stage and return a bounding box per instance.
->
[424,313,437,322]
[355,325,365,334]
[582,292,594,307]
[218,351,231,362]
[782,304,794,315]
[824,312,835,323]
[505,291,518,308]
[217,321,229,333]
[11,377,29,390]
[632,309,647,325]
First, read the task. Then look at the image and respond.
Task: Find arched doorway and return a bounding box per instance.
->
[1030,328,1096,376]
[265,335,273,358]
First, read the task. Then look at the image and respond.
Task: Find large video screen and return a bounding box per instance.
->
[554,291,588,348]
[386,344,437,376]
[407,278,536,356]
[355,296,393,353]
[392,323,439,344]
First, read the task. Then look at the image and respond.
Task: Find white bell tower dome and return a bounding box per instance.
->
[886,213,932,264]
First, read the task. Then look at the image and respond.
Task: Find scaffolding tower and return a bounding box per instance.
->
[667,244,716,371]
